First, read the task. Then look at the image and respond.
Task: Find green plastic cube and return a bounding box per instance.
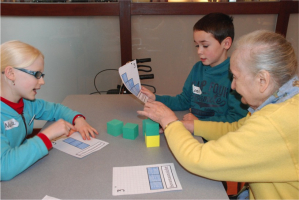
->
[123,123,138,140]
[107,119,123,136]
[142,118,153,136]
[143,118,159,136]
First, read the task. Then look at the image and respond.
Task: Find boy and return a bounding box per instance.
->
[141,13,248,123]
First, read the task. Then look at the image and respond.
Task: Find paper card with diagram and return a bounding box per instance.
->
[119,60,148,103]
[112,163,182,196]
[51,132,109,158]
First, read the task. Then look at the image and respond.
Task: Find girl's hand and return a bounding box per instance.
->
[42,119,76,140]
[183,113,198,121]
[140,86,156,101]
[74,117,99,140]
[137,101,178,129]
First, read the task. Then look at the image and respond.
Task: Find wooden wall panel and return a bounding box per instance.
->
[1,1,298,64]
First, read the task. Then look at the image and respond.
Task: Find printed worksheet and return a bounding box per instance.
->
[51,132,108,158]
[119,60,148,103]
[113,163,182,196]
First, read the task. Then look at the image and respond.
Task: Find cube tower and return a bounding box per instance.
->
[143,119,160,147]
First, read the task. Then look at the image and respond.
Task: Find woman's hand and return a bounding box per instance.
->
[137,101,178,129]
[74,117,99,140]
[140,86,156,101]
[183,113,198,121]
[42,119,76,140]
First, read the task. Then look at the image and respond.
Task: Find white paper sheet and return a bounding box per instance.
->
[51,132,109,158]
[119,60,148,103]
[112,163,182,196]
[42,195,61,200]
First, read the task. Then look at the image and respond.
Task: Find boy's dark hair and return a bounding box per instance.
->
[193,13,234,44]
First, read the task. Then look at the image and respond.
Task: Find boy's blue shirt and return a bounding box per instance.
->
[156,58,248,122]
[1,98,81,181]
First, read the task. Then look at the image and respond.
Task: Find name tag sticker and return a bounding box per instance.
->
[193,84,202,95]
[4,118,19,130]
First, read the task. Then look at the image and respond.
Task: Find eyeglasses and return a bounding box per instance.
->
[14,68,45,79]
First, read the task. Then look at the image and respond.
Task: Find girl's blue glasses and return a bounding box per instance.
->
[14,68,45,79]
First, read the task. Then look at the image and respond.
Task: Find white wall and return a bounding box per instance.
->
[1,14,298,128]
[1,16,122,127]
[2,16,122,101]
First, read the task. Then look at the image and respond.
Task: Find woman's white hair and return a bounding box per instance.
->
[233,30,298,88]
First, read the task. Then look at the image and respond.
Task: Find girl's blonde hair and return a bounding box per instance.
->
[1,40,44,72]
[233,30,298,88]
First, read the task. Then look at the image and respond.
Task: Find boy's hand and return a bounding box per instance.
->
[140,86,156,101]
[74,117,99,140]
[181,120,194,133]
[159,128,164,134]
[183,113,198,121]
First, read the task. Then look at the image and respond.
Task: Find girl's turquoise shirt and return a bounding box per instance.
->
[1,98,81,181]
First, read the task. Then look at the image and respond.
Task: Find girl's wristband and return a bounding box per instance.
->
[72,114,85,125]
[163,119,179,130]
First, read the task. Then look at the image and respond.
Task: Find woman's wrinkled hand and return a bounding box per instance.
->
[137,101,178,129]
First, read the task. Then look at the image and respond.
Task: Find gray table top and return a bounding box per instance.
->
[1,94,228,200]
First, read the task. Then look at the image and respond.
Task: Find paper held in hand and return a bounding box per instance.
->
[119,60,149,103]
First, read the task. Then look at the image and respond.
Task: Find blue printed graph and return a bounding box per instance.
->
[147,167,164,190]
[63,137,90,150]
[121,72,140,96]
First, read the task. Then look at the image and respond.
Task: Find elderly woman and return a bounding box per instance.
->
[138,30,299,199]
